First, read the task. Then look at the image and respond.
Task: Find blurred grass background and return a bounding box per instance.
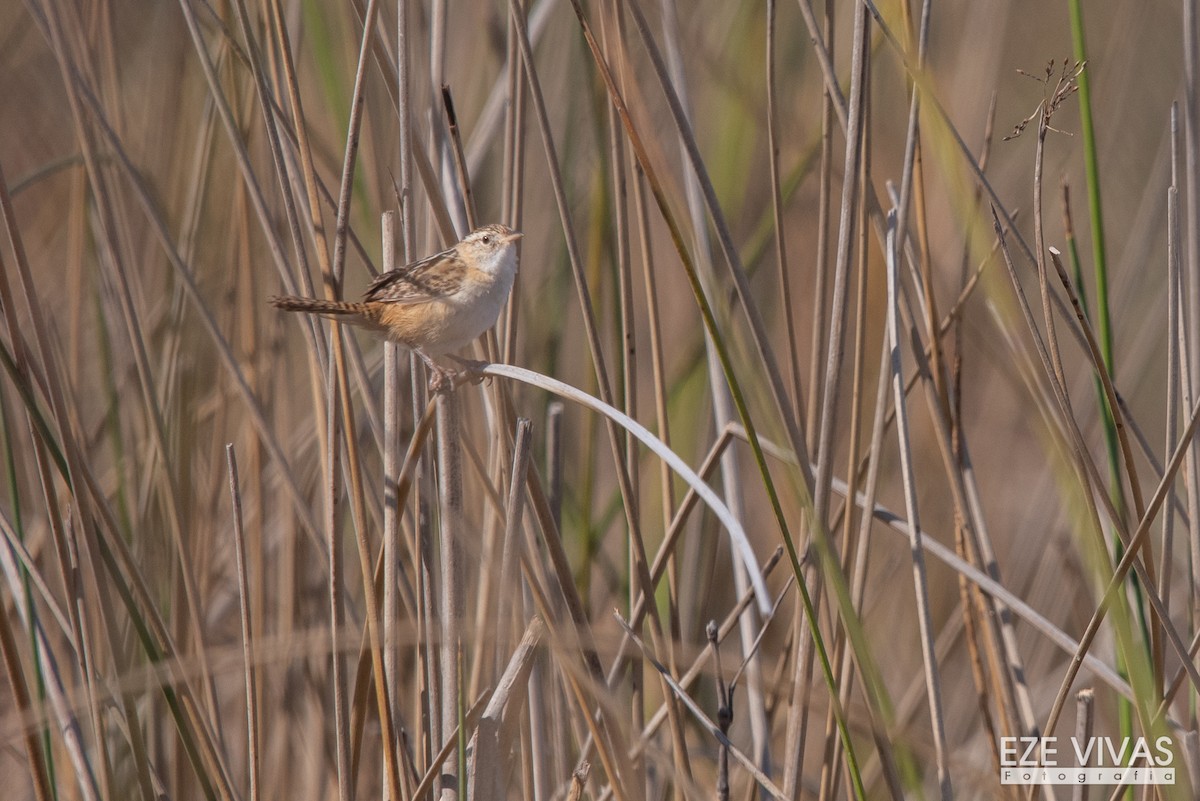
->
[1,0,1198,799]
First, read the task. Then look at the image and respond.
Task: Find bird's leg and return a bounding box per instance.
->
[415,348,455,392]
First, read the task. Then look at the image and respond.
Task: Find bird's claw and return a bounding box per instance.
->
[447,355,492,385]
[420,353,493,392]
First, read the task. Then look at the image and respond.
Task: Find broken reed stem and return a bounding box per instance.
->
[1072,689,1094,801]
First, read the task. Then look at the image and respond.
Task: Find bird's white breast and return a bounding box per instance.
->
[425,248,517,355]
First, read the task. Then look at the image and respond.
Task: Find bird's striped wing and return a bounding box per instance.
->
[362,248,466,304]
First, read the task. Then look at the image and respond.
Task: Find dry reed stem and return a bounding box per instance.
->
[323,350,351,801]
[885,212,953,799]
[594,4,653,788]
[813,0,868,583]
[380,212,403,792]
[765,0,804,413]
[1073,689,1095,801]
[225,445,260,801]
[819,93,876,801]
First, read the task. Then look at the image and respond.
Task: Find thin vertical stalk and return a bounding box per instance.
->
[527,404,562,801]
[805,0,836,446]
[226,445,259,801]
[615,3,679,658]
[1068,0,1126,523]
[893,0,947,418]
[820,95,877,801]
[1071,690,1094,801]
[429,0,463,231]
[846,333,911,800]
[1161,186,1180,689]
[499,420,534,648]
[631,171,673,522]
[381,210,403,795]
[787,0,870,793]
[766,0,803,410]
[1183,0,1200,717]
[501,0,527,365]
[811,0,867,523]
[437,387,465,799]
[594,5,651,790]
[950,96,1010,774]
[885,213,952,800]
[1172,243,1200,718]
[323,360,350,801]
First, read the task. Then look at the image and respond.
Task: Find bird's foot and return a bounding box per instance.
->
[415,350,457,393]
[447,355,492,385]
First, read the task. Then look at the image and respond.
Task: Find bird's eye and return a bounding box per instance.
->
[481,235,492,245]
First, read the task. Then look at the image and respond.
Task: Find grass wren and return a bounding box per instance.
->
[270,223,522,389]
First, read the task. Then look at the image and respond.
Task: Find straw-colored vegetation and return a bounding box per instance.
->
[1,0,1198,799]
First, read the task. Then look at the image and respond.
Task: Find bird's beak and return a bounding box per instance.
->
[503,231,524,244]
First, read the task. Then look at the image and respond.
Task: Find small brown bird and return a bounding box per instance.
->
[270,224,522,388]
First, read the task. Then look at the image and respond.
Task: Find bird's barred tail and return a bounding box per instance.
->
[268,296,368,316]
